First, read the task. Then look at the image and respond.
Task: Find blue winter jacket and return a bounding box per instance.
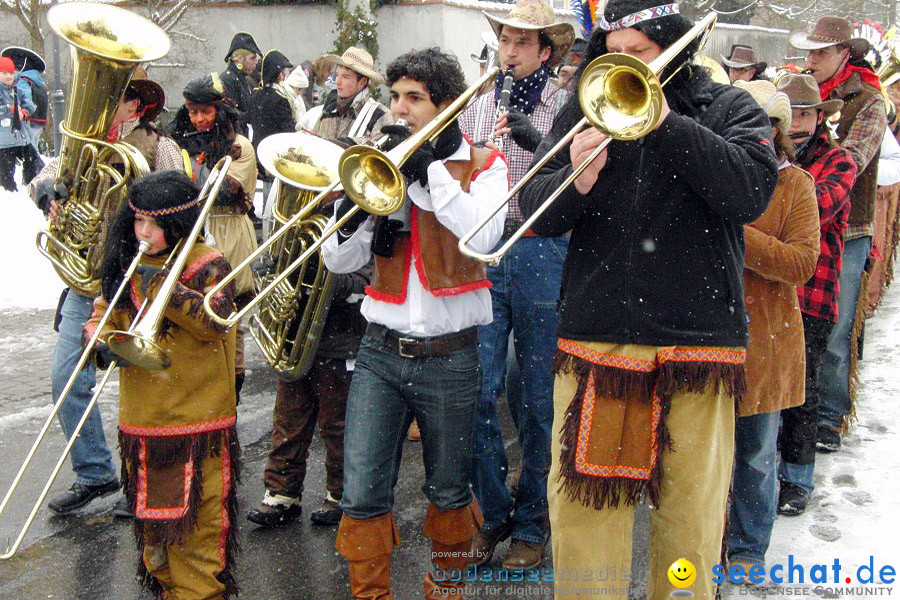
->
[1,80,36,149]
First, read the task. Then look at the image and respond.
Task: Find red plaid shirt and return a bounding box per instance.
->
[796,133,856,322]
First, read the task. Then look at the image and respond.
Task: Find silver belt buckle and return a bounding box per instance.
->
[398,337,418,358]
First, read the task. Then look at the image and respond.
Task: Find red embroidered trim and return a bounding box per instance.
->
[557,339,746,369]
[119,415,237,437]
[573,372,662,480]
[180,251,224,283]
[135,437,193,520]
[218,440,232,567]
[557,339,657,372]
[364,235,413,304]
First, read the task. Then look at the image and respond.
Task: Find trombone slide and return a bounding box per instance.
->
[0,242,150,560]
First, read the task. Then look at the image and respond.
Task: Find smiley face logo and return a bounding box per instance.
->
[667,558,696,588]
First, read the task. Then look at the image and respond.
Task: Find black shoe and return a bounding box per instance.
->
[310,499,342,526]
[112,496,133,519]
[816,426,842,453]
[246,496,302,528]
[777,482,810,516]
[48,480,119,515]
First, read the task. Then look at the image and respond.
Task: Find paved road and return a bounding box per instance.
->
[0,307,650,599]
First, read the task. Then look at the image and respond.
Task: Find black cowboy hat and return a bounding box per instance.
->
[224,32,262,63]
[128,67,166,123]
[1,46,45,72]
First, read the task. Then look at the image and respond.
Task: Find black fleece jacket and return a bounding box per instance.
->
[519,68,778,348]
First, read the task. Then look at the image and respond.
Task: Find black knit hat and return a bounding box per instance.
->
[601,0,692,43]
[262,50,293,85]
[224,32,262,62]
[129,170,200,217]
[183,72,226,104]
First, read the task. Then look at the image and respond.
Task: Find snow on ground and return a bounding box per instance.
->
[1,167,65,311]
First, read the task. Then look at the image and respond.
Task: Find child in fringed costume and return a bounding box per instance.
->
[84,171,240,599]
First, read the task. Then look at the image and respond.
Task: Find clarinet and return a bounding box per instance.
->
[492,68,515,151]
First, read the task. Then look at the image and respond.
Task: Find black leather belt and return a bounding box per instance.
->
[366,323,477,358]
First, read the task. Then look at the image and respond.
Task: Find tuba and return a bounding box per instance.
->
[36,2,170,296]
[250,133,343,381]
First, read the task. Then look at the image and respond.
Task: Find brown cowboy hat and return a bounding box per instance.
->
[127,66,165,123]
[776,73,844,116]
[320,46,384,85]
[721,45,767,72]
[789,16,870,60]
[483,0,576,68]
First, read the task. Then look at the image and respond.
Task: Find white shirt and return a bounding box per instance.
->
[322,139,508,337]
[877,126,900,186]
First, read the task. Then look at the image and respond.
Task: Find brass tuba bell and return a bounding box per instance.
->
[251,132,344,381]
[36,2,170,296]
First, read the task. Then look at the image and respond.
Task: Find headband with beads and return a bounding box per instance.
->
[597,3,680,32]
[129,197,200,217]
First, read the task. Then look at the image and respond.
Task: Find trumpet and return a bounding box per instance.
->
[107,156,233,370]
[0,242,151,560]
[202,66,501,328]
[458,13,717,265]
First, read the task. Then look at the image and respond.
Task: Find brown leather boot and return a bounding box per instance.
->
[423,500,484,600]
[336,513,401,600]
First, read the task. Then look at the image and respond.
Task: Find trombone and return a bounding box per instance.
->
[0,242,151,560]
[107,156,233,370]
[202,66,501,328]
[458,13,717,265]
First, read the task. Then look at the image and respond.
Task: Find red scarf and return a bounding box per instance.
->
[819,65,882,101]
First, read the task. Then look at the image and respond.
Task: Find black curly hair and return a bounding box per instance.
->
[100,171,201,305]
[386,48,467,107]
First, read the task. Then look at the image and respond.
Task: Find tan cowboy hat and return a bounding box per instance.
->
[721,45,767,72]
[321,46,385,85]
[483,0,576,68]
[776,73,844,116]
[789,16,870,60]
[733,80,792,135]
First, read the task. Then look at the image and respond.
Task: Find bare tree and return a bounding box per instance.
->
[0,0,45,54]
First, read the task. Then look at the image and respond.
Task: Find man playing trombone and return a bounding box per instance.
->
[518,0,778,596]
[458,0,574,571]
[322,48,508,600]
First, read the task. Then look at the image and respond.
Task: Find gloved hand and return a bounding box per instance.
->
[379,124,412,152]
[33,179,69,216]
[95,342,130,369]
[252,254,276,279]
[335,195,370,241]
[506,108,542,153]
[433,120,462,160]
[135,264,164,297]
[400,142,435,188]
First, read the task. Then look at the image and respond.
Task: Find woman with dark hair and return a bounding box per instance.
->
[518,0,778,596]
[87,170,240,599]
[726,79,819,576]
[169,72,259,399]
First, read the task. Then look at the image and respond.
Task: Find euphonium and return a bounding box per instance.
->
[36,2,170,296]
[250,133,343,381]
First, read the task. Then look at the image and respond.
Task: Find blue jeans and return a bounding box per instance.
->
[818,236,872,430]
[51,290,118,486]
[473,236,567,544]
[727,411,780,566]
[340,333,480,520]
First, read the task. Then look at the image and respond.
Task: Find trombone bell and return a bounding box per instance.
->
[579,54,663,141]
[107,331,171,370]
[338,148,406,217]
